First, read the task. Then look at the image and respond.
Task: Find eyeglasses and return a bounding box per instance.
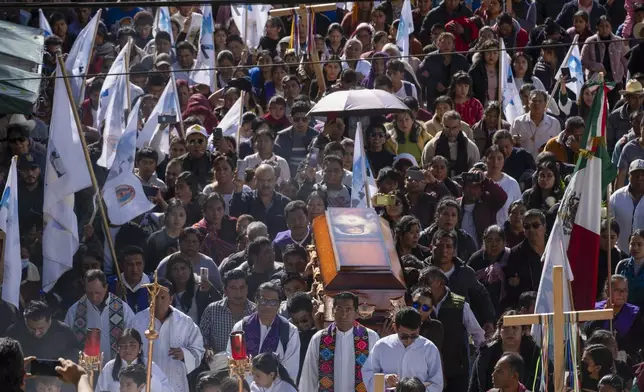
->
[292,116,308,123]
[188,138,205,145]
[523,222,542,230]
[257,298,280,307]
[398,333,419,341]
[412,302,431,312]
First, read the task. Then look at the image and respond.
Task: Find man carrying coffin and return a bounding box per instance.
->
[299,291,380,391]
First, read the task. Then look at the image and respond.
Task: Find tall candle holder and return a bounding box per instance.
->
[142,271,169,392]
[78,328,103,389]
[229,331,251,392]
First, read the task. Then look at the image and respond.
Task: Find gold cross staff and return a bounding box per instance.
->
[503,266,613,392]
[142,271,169,392]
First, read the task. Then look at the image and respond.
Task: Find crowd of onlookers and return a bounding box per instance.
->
[0,1,644,391]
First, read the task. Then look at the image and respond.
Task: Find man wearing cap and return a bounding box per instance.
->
[610,159,644,254]
[608,80,644,153]
[180,124,212,190]
[17,152,44,228]
[617,115,644,188]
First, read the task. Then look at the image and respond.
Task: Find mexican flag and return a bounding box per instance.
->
[534,81,616,316]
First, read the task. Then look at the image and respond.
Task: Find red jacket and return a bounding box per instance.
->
[80,99,94,127]
[445,17,480,52]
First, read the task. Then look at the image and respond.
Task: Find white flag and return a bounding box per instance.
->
[153,6,175,46]
[137,73,183,148]
[65,10,102,105]
[97,41,131,169]
[231,5,270,50]
[500,40,524,124]
[351,122,378,208]
[554,35,585,97]
[43,64,92,292]
[396,0,414,58]
[219,97,242,137]
[191,5,216,91]
[39,9,52,37]
[0,157,21,308]
[103,104,155,226]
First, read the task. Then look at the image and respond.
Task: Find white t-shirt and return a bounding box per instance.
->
[394,82,418,100]
[495,173,522,225]
[461,203,478,248]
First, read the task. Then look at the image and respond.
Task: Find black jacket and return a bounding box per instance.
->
[417,51,470,111]
[556,0,607,31]
[425,257,497,325]
[420,2,472,44]
[468,61,491,105]
[419,225,478,262]
[230,190,291,239]
[274,126,319,176]
[504,239,544,308]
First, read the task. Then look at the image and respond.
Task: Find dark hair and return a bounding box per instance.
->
[483,224,506,242]
[284,200,308,221]
[324,141,345,157]
[223,269,248,287]
[179,226,200,243]
[586,329,617,348]
[23,301,51,322]
[583,344,614,378]
[196,374,222,392]
[419,265,449,286]
[255,281,281,302]
[396,377,426,392]
[374,75,393,89]
[251,353,297,389]
[394,307,422,329]
[119,245,145,265]
[287,292,314,314]
[282,243,308,263]
[511,52,535,83]
[530,160,563,204]
[411,286,433,300]
[118,363,147,386]
[280,272,307,289]
[49,12,66,25]
[524,209,546,225]
[573,10,590,23]
[203,193,227,215]
[164,199,187,225]
[447,71,473,100]
[291,100,311,116]
[165,253,196,313]
[519,291,537,309]
[176,40,197,54]
[601,219,620,236]
[248,236,272,259]
[333,291,359,310]
[157,277,175,296]
[596,15,612,28]
[155,30,172,44]
[435,197,461,222]
[112,329,145,381]
[387,59,406,73]
[221,376,249,392]
[0,338,24,392]
[395,215,421,253]
[176,171,199,200]
[85,269,107,287]
[598,374,625,391]
[323,154,343,170]
[500,352,525,380]
[564,116,585,133]
[432,229,457,246]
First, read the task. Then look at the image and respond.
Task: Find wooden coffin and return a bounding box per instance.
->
[312,208,406,322]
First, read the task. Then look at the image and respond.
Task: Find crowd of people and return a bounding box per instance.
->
[0,0,644,391]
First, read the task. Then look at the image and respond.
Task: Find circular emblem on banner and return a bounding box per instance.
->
[115,184,135,207]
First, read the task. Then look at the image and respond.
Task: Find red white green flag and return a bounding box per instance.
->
[534,81,617,316]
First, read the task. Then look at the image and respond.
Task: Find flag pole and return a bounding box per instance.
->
[124,37,133,117]
[545,34,578,112]
[77,9,102,107]
[498,40,503,130]
[237,91,244,156]
[55,52,124,289]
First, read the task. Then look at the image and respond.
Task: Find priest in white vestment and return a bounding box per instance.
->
[299,292,380,391]
[227,282,300,385]
[64,270,135,362]
[362,308,443,392]
[132,278,205,392]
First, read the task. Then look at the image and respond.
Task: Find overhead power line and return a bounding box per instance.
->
[0,38,628,84]
[0,0,326,9]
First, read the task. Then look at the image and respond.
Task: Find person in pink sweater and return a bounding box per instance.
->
[623,0,644,37]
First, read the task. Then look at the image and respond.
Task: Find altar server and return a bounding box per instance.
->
[362,307,444,392]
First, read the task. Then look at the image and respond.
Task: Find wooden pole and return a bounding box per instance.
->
[503,266,614,392]
[237,91,245,156]
[55,52,124,285]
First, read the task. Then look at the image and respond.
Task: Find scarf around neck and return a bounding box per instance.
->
[243,313,281,356]
[318,321,369,392]
[72,293,125,358]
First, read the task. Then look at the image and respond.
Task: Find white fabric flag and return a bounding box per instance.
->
[396,0,414,58]
[554,35,585,97]
[96,41,130,168]
[137,73,183,148]
[0,157,21,308]
[231,5,270,50]
[43,64,92,292]
[351,122,378,208]
[207,96,242,150]
[103,103,155,226]
[191,5,216,91]
[39,9,52,36]
[153,6,175,46]
[500,40,524,124]
[65,10,102,105]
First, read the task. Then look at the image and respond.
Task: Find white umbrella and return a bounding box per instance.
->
[307,89,410,117]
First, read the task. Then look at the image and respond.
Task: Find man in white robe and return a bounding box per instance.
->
[299,292,380,391]
[132,278,205,392]
[64,270,135,362]
[362,307,443,392]
[227,281,300,384]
